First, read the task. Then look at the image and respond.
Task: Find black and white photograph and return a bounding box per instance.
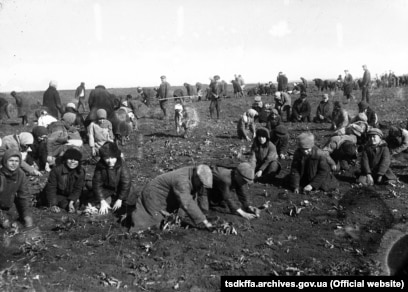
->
[0,0,407,290]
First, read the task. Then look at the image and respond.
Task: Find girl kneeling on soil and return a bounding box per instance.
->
[42,148,85,213]
[92,142,137,215]
[358,128,397,186]
[249,127,281,183]
[0,149,33,229]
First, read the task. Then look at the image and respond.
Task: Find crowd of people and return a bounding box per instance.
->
[0,68,406,234]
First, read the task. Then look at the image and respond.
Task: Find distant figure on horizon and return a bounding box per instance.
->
[75,82,86,113]
[277,72,288,92]
[158,75,171,119]
[361,64,371,103]
[43,80,64,119]
[343,70,354,104]
[10,91,30,126]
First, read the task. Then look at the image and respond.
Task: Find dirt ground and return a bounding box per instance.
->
[1,85,408,291]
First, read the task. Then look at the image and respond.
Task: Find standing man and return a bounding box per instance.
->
[362,65,371,103]
[75,82,86,113]
[209,75,223,120]
[10,91,30,126]
[43,80,64,119]
[158,75,171,119]
[277,72,288,92]
[343,70,354,104]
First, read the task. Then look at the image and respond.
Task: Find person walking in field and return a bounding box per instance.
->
[75,82,86,113]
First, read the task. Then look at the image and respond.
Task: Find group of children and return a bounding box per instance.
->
[0,90,405,233]
[238,92,401,195]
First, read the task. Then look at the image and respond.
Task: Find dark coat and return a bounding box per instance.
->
[290,146,338,191]
[0,150,32,219]
[250,140,278,172]
[362,70,371,87]
[87,85,120,123]
[184,83,196,96]
[343,73,354,95]
[315,101,332,120]
[92,158,133,203]
[13,93,31,117]
[277,74,288,91]
[45,164,85,207]
[361,140,395,180]
[158,81,171,102]
[75,85,86,101]
[365,107,377,127]
[208,166,250,213]
[43,86,63,119]
[292,98,311,119]
[271,132,289,155]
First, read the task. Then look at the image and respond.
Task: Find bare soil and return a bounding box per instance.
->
[1,86,408,291]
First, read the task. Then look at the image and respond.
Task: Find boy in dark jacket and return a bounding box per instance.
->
[358,128,397,185]
[291,93,311,122]
[289,132,338,193]
[313,94,332,123]
[0,149,33,228]
[43,148,85,213]
[270,125,289,159]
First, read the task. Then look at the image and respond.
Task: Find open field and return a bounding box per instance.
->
[1,85,408,291]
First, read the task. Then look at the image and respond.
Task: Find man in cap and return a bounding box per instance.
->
[0,132,42,176]
[291,93,311,122]
[209,75,223,120]
[313,94,332,123]
[74,82,86,113]
[86,85,120,126]
[199,162,258,220]
[289,132,338,194]
[274,91,292,122]
[157,75,171,119]
[358,101,377,128]
[361,65,371,103]
[343,70,355,104]
[130,164,214,232]
[43,80,64,119]
[358,128,396,185]
[0,149,34,229]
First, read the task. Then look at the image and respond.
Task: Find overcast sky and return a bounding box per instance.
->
[1,0,407,91]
